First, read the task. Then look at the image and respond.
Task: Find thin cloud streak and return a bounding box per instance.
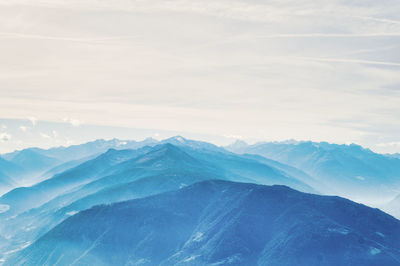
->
[0,32,139,43]
[354,16,400,25]
[253,33,400,39]
[296,57,400,67]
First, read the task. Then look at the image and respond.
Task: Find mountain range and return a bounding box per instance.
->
[1,136,400,264]
[0,138,318,261]
[227,140,400,204]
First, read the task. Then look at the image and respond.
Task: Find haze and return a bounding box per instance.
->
[1,0,400,153]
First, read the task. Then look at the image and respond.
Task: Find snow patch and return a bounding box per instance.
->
[328,228,349,235]
[117,141,127,146]
[4,241,32,255]
[211,254,242,265]
[184,255,200,262]
[370,247,381,255]
[25,226,36,232]
[134,258,150,265]
[66,210,78,216]
[193,232,204,242]
[0,204,9,213]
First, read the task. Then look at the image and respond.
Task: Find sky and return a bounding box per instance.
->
[1,0,400,154]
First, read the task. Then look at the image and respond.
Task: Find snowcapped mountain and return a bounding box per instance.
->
[7,180,400,265]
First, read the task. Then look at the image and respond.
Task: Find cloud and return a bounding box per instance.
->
[19,125,28,132]
[0,32,138,43]
[63,118,82,127]
[253,33,400,39]
[296,56,400,67]
[0,132,11,142]
[223,134,244,139]
[40,132,51,139]
[65,138,75,145]
[1,0,400,153]
[28,117,37,126]
[377,142,400,147]
[355,16,400,25]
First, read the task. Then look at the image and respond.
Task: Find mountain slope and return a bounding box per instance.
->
[7,180,400,265]
[8,149,61,176]
[384,194,400,219]
[0,172,12,194]
[0,157,25,194]
[0,148,144,216]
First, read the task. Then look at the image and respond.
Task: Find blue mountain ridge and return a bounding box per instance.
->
[226,140,400,203]
[0,143,316,259]
[1,137,400,264]
[6,180,400,265]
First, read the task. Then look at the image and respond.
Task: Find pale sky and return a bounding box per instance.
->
[1,0,400,153]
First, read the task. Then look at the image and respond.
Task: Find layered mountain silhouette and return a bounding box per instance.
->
[227,140,400,203]
[2,138,158,163]
[7,180,400,265]
[0,141,317,260]
[0,138,160,189]
[1,137,400,264]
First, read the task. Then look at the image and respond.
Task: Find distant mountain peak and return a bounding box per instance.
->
[227,139,248,148]
[164,135,187,143]
[133,143,199,166]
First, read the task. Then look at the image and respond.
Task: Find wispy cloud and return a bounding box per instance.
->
[1,0,400,153]
[355,16,400,25]
[27,117,37,126]
[295,57,400,67]
[223,134,244,140]
[253,33,400,39]
[40,132,51,139]
[0,32,138,43]
[63,118,82,127]
[377,141,400,147]
[0,132,11,142]
[19,125,28,132]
